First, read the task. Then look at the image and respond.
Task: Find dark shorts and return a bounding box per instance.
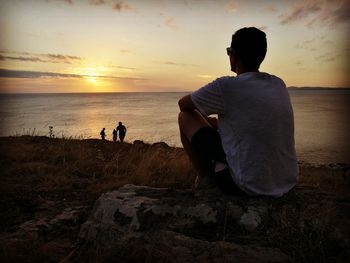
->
[191,126,245,196]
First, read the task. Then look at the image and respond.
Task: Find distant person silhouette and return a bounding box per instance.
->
[112,129,117,142]
[116,122,127,142]
[100,128,106,141]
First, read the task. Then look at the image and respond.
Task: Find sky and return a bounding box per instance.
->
[0,0,349,93]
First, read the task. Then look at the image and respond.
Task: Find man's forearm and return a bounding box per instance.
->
[179,94,218,129]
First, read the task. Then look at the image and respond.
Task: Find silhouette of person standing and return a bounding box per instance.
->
[100,128,106,141]
[116,122,127,142]
[112,129,117,142]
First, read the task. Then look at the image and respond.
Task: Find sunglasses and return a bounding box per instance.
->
[226,47,234,56]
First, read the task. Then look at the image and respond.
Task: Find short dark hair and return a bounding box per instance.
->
[231,27,267,70]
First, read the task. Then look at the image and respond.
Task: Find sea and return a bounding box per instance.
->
[0,90,349,164]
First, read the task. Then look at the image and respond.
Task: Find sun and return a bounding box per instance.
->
[85,75,98,84]
[76,66,114,91]
[82,67,105,85]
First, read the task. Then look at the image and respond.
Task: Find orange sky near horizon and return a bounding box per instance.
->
[0,0,349,93]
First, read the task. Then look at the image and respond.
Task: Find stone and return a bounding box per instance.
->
[17,218,51,240]
[238,205,268,232]
[239,207,262,232]
[133,140,145,145]
[75,184,289,262]
[152,141,170,148]
[226,202,243,219]
[13,206,87,241]
[49,206,86,226]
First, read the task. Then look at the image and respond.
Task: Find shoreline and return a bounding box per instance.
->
[0,86,349,95]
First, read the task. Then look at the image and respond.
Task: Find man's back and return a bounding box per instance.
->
[191,72,298,197]
[117,125,126,133]
[179,27,298,197]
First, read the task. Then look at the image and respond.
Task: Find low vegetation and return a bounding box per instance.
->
[0,136,349,262]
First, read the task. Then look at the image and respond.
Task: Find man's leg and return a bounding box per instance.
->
[179,110,247,195]
[178,110,213,179]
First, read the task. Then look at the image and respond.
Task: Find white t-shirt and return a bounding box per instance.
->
[191,72,298,197]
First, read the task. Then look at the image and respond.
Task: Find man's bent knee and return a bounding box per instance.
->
[178,110,212,141]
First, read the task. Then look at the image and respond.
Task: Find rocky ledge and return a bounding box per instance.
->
[73,184,349,263]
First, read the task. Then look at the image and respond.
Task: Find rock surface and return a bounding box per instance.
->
[76,184,289,262]
[10,206,87,241]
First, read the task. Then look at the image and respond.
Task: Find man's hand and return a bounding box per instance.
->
[206,116,218,129]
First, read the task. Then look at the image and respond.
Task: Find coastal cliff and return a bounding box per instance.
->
[0,136,349,262]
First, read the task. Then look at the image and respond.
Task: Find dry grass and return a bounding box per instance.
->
[0,136,197,262]
[0,135,349,263]
[0,136,196,215]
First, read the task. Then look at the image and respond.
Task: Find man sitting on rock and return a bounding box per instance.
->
[178,27,298,197]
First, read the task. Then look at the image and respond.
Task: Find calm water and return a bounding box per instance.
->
[0,90,349,163]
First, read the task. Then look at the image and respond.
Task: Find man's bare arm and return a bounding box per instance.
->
[178,94,218,129]
[178,94,196,112]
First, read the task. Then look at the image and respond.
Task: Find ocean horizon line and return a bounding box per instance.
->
[1,86,350,95]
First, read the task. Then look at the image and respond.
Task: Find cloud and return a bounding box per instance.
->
[332,2,350,24]
[47,0,135,12]
[0,68,144,80]
[0,69,81,79]
[66,55,83,60]
[295,37,318,51]
[89,0,106,5]
[45,0,73,4]
[46,54,66,60]
[157,61,197,67]
[0,51,83,64]
[295,35,334,51]
[280,0,350,27]
[314,52,335,62]
[159,13,177,29]
[0,55,48,63]
[109,65,136,72]
[87,0,135,12]
[225,0,238,13]
[280,0,321,25]
[112,1,132,12]
[164,16,176,29]
[266,5,278,13]
[45,53,82,63]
